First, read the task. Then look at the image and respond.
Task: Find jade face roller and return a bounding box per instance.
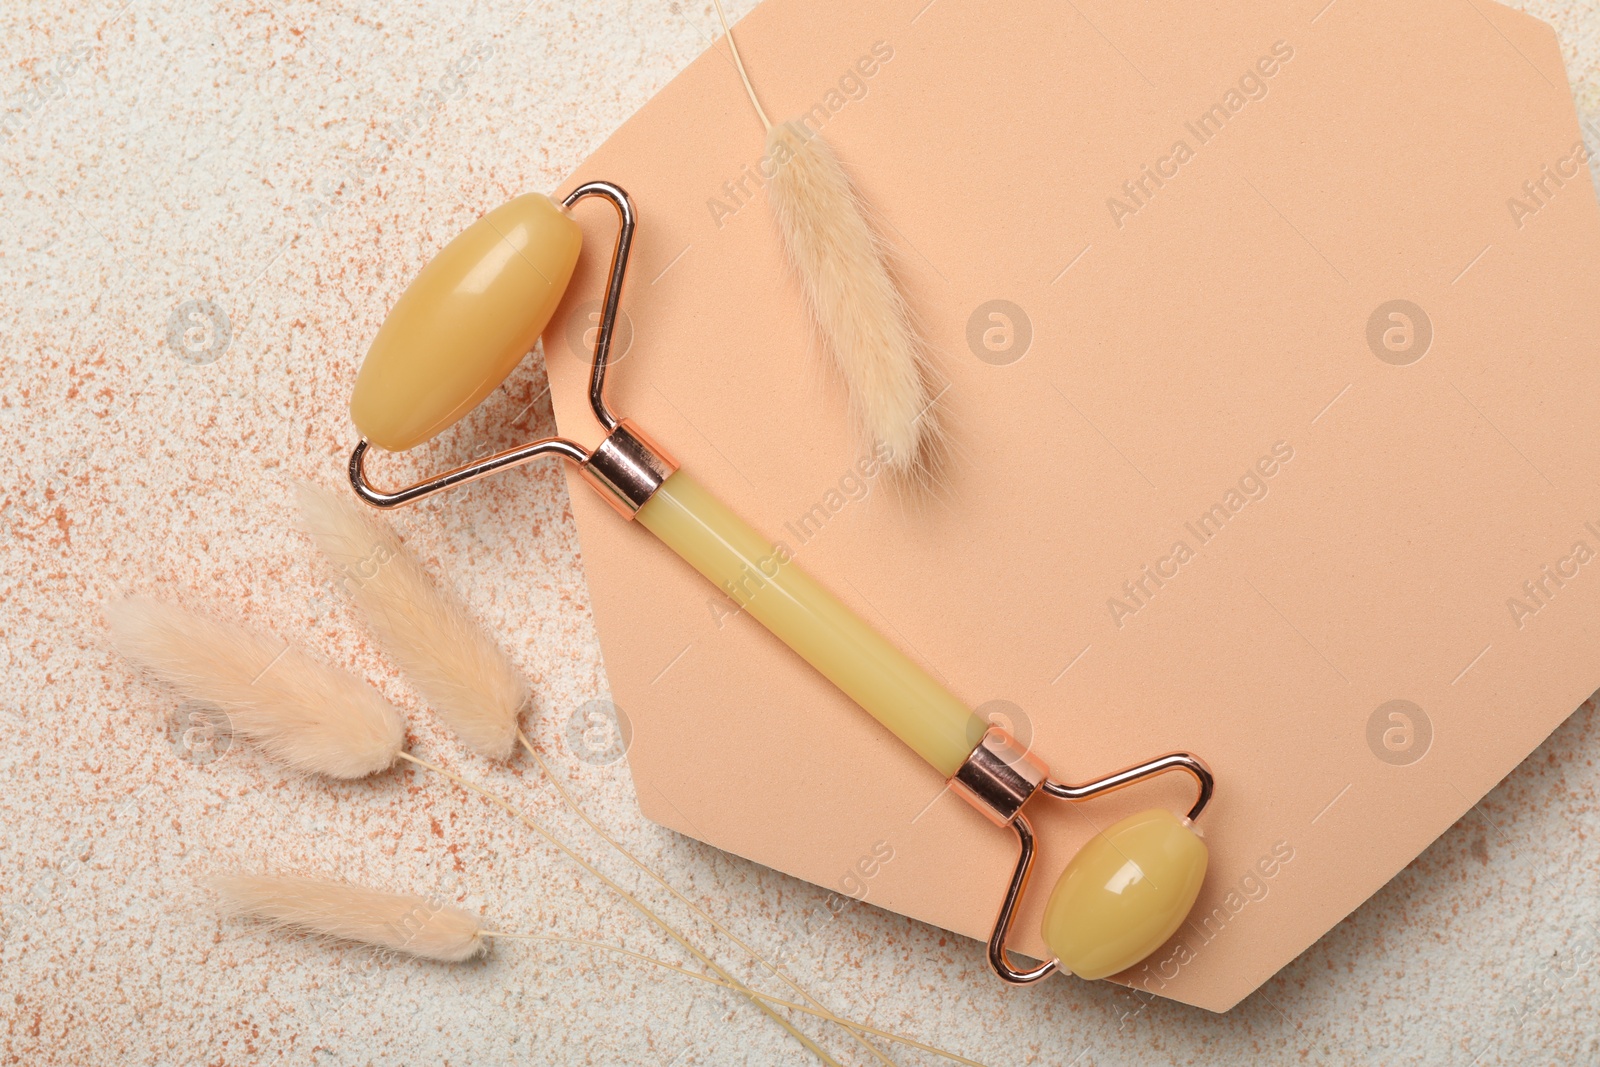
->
[346,182,1216,984]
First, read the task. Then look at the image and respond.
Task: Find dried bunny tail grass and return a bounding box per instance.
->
[765,120,942,482]
[210,873,485,962]
[106,598,403,778]
[212,870,978,1061]
[295,482,527,761]
[710,0,941,484]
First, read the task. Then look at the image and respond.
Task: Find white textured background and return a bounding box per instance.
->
[2,1,1599,1064]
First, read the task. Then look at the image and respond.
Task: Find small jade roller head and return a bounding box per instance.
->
[343,184,1216,988]
[954,728,1213,983]
[1040,808,1208,980]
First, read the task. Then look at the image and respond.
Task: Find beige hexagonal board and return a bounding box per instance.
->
[544,0,1600,1010]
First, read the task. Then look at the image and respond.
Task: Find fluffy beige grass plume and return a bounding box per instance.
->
[211,873,485,962]
[714,0,941,482]
[765,121,939,479]
[296,482,528,760]
[106,598,404,778]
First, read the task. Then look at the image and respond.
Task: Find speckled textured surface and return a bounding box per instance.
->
[2,2,1598,1064]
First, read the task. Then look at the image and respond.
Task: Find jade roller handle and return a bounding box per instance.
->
[637,469,982,778]
[589,445,1210,984]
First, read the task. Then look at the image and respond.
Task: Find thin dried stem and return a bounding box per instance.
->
[394,751,843,1067]
[712,0,772,131]
[517,730,897,1067]
[480,930,984,1065]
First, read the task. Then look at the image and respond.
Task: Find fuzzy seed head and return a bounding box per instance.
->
[211,872,485,962]
[107,598,404,778]
[766,121,944,484]
[296,482,528,760]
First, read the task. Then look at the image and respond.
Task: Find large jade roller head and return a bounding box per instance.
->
[344,181,1216,987]
[348,182,677,516]
[351,193,581,453]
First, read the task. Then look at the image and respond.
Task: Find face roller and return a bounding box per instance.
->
[346,183,1216,984]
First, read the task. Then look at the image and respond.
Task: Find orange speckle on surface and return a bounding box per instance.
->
[47,504,71,545]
